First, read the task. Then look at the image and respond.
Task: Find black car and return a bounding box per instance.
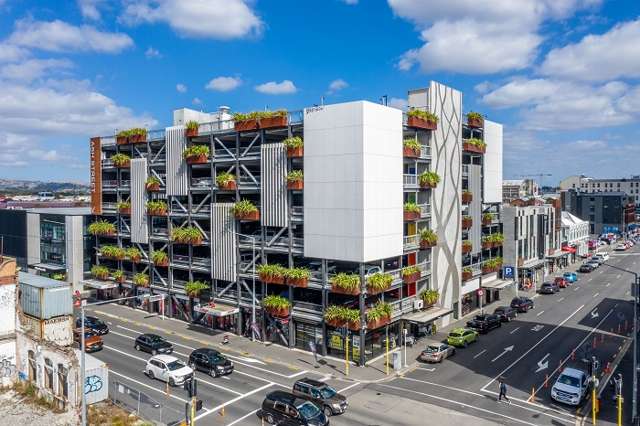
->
[76,315,109,335]
[579,263,595,273]
[539,282,559,294]
[493,306,517,322]
[134,333,173,355]
[510,297,534,313]
[259,390,329,426]
[188,348,234,377]
[293,378,348,417]
[465,314,502,334]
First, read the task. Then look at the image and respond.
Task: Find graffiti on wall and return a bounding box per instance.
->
[0,285,13,309]
[85,375,103,394]
[0,356,16,378]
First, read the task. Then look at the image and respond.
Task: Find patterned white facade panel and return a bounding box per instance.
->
[212,203,237,282]
[260,143,288,227]
[130,158,148,244]
[166,125,188,196]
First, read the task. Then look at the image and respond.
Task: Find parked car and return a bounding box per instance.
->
[510,297,534,313]
[540,282,559,294]
[579,263,595,273]
[76,315,109,335]
[466,314,502,333]
[259,390,329,426]
[447,328,478,347]
[73,328,103,353]
[493,306,517,322]
[551,367,590,406]
[188,348,234,377]
[563,272,578,283]
[145,354,194,386]
[134,333,173,355]
[592,254,608,264]
[586,260,601,269]
[615,243,628,251]
[554,276,568,288]
[292,378,348,416]
[419,343,455,363]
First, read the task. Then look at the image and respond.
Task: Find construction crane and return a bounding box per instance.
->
[519,173,552,194]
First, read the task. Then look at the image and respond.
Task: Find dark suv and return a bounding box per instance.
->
[259,390,329,425]
[188,348,234,377]
[493,306,517,322]
[293,378,348,416]
[539,282,559,294]
[134,333,173,355]
[510,297,534,313]
[465,314,502,334]
[76,316,109,335]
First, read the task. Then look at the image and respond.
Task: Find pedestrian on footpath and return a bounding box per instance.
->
[498,378,510,404]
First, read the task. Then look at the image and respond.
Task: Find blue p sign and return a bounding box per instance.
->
[503,266,514,279]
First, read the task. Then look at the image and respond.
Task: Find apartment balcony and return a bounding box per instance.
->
[387,261,431,284]
[420,203,431,218]
[419,146,431,159]
[462,263,482,282]
[103,180,119,188]
[462,164,469,177]
[238,175,261,190]
[292,301,324,321]
[102,202,117,212]
[404,174,419,190]
[390,297,419,319]
[291,206,303,222]
[404,234,419,251]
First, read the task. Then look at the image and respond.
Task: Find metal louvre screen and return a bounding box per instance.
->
[130,158,148,244]
[212,203,236,282]
[260,143,288,227]
[166,126,188,196]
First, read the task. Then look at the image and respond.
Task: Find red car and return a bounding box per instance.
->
[554,276,568,288]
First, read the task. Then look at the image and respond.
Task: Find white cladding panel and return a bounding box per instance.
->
[26,213,40,265]
[303,101,403,262]
[483,120,503,203]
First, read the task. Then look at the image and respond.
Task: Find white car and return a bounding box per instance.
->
[145,354,194,386]
[551,368,590,405]
[615,243,627,251]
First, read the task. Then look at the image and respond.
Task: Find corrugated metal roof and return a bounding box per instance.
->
[19,271,70,289]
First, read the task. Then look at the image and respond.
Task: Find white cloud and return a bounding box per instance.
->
[327,79,348,94]
[176,83,187,93]
[0,58,73,82]
[192,97,202,105]
[0,43,29,63]
[206,76,242,92]
[120,0,263,40]
[388,97,408,111]
[474,81,493,94]
[255,80,297,95]
[78,0,106,20]
[8,19,133,53]
[144,46,162,59]
[388,0,600,74]
[341,0,358,4]
[540,18,640,81]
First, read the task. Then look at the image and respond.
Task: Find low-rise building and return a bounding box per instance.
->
[561,189,636,235]
[502,179,539,202]
[560,175,640,212]
[561,212,589,260]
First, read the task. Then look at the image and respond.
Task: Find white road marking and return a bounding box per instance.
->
[227,409,258,426]
[531,324,544,332]
[491,345,514,363]
[557,297,565,302]
[574,287,580,291]
[338,382,361,393]
[606,282,611,287]
[416,366,436,372]
[194,383,274,421]
[588,278,593,281]
[509,327,520,335]
[481,304,585,393]
[593,292,600,298]
[536,310,545,317]
[474,349,487,358]
[535,353,550,373]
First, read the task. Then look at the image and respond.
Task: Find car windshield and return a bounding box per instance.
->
[425,345,441,352]
[89,318,105,326]
[149,335,165,343]
[319,386,337,399]
[557,374,580,387]
[296,401,321,419]
[166,360,186,371]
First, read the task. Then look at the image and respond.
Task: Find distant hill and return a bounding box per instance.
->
[0,179,90,194]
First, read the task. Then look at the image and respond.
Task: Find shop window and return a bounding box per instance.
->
[28,350,36,382]
[44,358,54,390]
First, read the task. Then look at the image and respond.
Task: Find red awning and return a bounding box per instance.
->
[562,246,576,253]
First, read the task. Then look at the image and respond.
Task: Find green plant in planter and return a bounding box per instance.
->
[367,272,393,292]
[151,250,168,264]
[125,247,141,261]
[284,267,310,280]
[257,264,286,280]
[419,228,437,244]
[462,215,472,221]
[117,200,131,210]
[467,112,483,121]
[216,171,236,187]
[286,170,303,182]
[171,226,203,244]
[367,301,392,322]
[146,200,168,214]
[462,240,472,249]
[185,281,208,297]
[324,305,360,324]
[51,273,66,281]
[462,266,473,274]
[491,233,505,244]
[407,109,439,123]
[117,130,130,138]
[418,171,440,187]
[283,136,303,149]
[404,201,421,214]
[182,145,210,159]
[88,220,116,235]
[403,138,421,151]
[111,153,130,167]
[146,175,161,188]
[420,289,439,305]
[466,138,487,150]
[101,245,125,259]
[186,121,199,131]
[330,273,360,292]
[91,265,109,279]
[262,295,291,311]
[112,269,124,281]
[132,273,149,287]
[483,213,494,221]
[402,265,421,277]
[232,199,258,216]
[132,128,147,138]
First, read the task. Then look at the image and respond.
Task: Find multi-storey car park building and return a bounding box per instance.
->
[86,81,503,365]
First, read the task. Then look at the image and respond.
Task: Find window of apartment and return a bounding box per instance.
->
[44,358,54,390]
[57,364,68,399]
[28,350,36,381]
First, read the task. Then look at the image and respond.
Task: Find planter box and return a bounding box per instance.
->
[330,285,361,296]
[129,256,141,263]
[235,119,258,132]
[130,134,147,144]
[462,271,473,281]
[174,238,203,246]
[93,273,109,281]
[185,154,208,165]
[265,306,290,318]
[482,266,497,274]
[462,193,473,204]
[119,208,131,215]
[482,218,492,226]
[259,116,287,129]
[407,116,437,130]
[154,259,169,267]
[236,210,260,221]
[462,244,472,254]
[185,128,198,138]
[482,241,493,250]
[403,146,420,158]
[287,277,308,288]
[103,254,125,261]
[463,142,486,154]
[287,180,303,190]
[366,285,390,295]
[95,230,116,237]
[492,241,503,248]
[116,136,128,145]
[404,211,420,221]
[422,301,437,310]
[468,116,484,128]
[462,218,473,229]
[115,161,130,168]
[403,271,421,283]
[259,274,285,285]
[420,240,436,249]
[287,147,303,158]
[146,183,160,192]
[219,181,237,191]
[420,181,436,189]
[367,317,390,330]
[115,276,125,284]
[148,209,168,217]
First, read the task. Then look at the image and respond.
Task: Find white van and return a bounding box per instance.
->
[551,367,590,405]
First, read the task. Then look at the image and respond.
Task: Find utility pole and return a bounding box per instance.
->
[591,355,599,425]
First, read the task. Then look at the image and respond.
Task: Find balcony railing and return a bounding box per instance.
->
[152,227,169,237]
[103,180,119,188]
[389,297,418,319]
[403,174,418,187]
[102,202,117,211]
[291,206,303,219]
[387,261,431,282]
[293,301,323,313]
[191,177,213,188]
[462,164,469,177]
[420,146,431,158]
[238,176,261,187]
[420,204,431,218]
[403,234,419,250]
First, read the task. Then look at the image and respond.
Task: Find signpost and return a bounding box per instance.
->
[477,288,484,314]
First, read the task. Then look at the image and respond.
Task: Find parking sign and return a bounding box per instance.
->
[503,266,514,279]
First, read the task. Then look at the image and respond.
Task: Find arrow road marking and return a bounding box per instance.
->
[531,324,544,332]
[593,292,600,298]
[557,297,565,302]
[491,345,514,363]
[535,353,550,373]
[591,309,599,319]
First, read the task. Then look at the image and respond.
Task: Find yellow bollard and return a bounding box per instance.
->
[345,334,350,376]
[385,336,389,375]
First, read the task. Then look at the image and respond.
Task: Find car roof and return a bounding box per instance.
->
[149,354,179,363]
[559,367,585,378]
[296,378,325,387]
[266,390,305,405]
[194,348,220,356]
[494,306,510,310]
[142,333,163,339]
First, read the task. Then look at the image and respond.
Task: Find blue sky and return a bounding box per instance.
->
[0,0,639,185]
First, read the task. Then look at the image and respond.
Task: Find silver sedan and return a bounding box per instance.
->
[419,343,455,363]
